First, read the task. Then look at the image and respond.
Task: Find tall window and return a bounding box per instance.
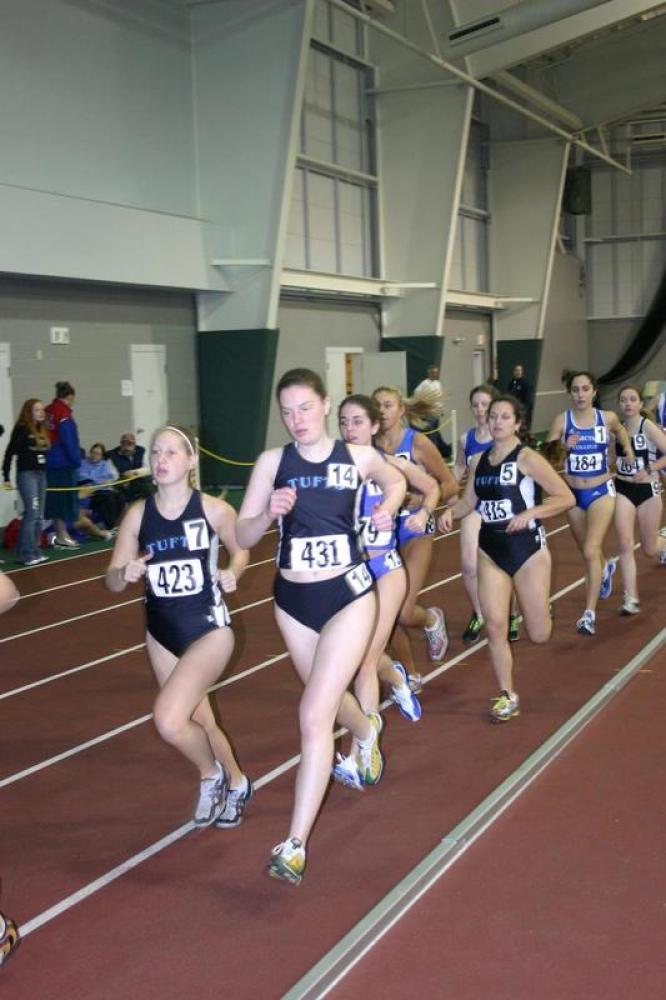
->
[449,119,489,292]
[585,121,666,318]
[284,0,378,277]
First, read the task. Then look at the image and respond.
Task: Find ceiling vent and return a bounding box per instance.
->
[447,15,503,45]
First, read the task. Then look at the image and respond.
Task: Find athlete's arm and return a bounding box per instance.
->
[105,501,148,591]
[437,453,480,531]
[236,449,289,549]
[385,454,441,515]
[351,445,406,531]
[452,433,467,482]
[0,570,19,616]
[507,448,575,533]
[606,411,635,462]
[412,432,457,503]
[202,495,250,592]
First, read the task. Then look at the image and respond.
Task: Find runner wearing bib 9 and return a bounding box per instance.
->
[237,369,405,886]
[547,371,634,637]
[331,395,439,789]
[614,384,666,616]
[439,396,574,723]
[106,426,251,830]
[372,386,458,682]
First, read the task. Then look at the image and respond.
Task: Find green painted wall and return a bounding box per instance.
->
[381,336,443,394]
[197,328,279,487]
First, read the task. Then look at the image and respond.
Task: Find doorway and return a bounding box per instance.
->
[130,344,168,448]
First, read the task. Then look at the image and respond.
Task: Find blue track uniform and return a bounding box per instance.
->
[564,408,615,510]
[384,427,434,547]
[463,426,492,466]
[357,476,403,582]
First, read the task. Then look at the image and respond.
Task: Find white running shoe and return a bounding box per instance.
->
[424,607,448,661]
[599,559,616,599]
[390,662,422,722]
[576,610,596,636]
[193,761,226,827]
[620,593,640,616]
[215,774,254,828]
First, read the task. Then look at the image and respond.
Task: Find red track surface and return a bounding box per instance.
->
[0,521,663,999]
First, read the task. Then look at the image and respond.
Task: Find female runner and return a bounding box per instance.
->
[333,395,439,789]
[546,371,633,636]
[452,384,496,644]
[439,396,574,721]
[372,386,458,675]
[236,369,405,885]
[106,426,251,830]
[613,384,666,614]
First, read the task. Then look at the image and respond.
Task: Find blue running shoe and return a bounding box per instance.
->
[332,752,364,790]
[390,662,422,722]
[599,559,616,599]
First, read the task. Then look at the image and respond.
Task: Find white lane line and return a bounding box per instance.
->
[0,645,146,702]
[16,562,595,940]
[0,652,290,790]
[0,598,144,644]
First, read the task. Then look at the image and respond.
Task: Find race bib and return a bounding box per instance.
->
[382,550,403,572]
[290,534,351,571]
[499,462,518,485]
[617,457,644,477]
[344,563,373,595]
[326,463,359,490]
[147,559,204,598]
[652,480,663,497]
[594,425,608,444]
[359,517,393,549]
[568,452,603,474]
[183,518,209,551]
[632,433,647,452]
[478,499,513,523]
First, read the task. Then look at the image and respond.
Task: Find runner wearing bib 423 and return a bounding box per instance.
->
[139,490,231,657]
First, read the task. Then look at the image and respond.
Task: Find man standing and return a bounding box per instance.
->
[507,363,533,428]
[106,433,151,500]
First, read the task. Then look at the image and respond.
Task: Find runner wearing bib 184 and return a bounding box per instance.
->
[547,371,634,637]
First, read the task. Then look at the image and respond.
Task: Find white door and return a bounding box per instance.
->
[360,352,407,396]
[472,349,487,387]
[325,347,363,433]
[130,345,168,448]
[0,344,17,524]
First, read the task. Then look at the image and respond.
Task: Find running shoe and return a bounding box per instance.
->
[424,607,448,661]
[408,672,423,694]
[390,662,422,722]
[620,594,640,616]
[356,712,384,785]
[214,774,254,828]
[53,537,80,549]
[193,761,226,827]
[599,559,616,599]
[508,613,522,643]
[0,911,20,967]
[37,553,49,563]
[267,837,306,886]
[22,557,42,567]
[488,690,520,723]
[462,612,484,645]
[576,610,596,636]
[332,752,364,790]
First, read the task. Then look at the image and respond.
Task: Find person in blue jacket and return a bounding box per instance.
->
[44,381,82,548]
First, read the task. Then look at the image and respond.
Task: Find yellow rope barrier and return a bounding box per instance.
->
[198,444,255,468]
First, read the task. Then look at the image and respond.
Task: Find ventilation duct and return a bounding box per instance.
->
[445,0,612,58]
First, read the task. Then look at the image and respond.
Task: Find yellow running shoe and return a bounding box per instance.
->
[355,712,384,785]
[267,838,306,886]
[489,690,520,723]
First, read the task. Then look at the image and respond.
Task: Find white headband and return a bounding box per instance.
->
[162,425,196,456]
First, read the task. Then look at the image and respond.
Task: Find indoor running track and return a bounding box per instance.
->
[0,518,664,999]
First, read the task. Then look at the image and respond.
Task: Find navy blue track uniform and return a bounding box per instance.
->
[273,441,372,633]
[475,444,546,577]
[138,491,230,657]
[615,417,662,507]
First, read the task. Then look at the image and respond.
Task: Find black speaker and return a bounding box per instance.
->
[563,166,592,215]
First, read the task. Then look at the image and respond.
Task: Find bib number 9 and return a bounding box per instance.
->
[359,517,392,548]
[290,534,351,571]
[148,559,204,598]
